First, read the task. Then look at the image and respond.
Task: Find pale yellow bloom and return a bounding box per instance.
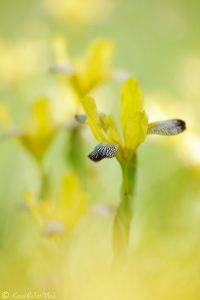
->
[18,99,58,161]
[0,98,59,161]
[24,172,87,237]
[50,36,115,99]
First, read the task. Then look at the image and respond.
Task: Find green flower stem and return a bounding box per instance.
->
[66,126,86,179]
[113,153,137,257]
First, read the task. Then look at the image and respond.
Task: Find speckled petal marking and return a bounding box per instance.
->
[148,119,186,136]
[88,143,119,162]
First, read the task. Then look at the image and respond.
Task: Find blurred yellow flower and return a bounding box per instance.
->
[0,40,47,86]
[43,0,116,26]
[80,78,186,162]
[24,172,87,238]
[50,36,115,99]
[1,98,59,161]
[18,99,59,161]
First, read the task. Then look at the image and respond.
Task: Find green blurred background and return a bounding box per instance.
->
[0,0,200,299]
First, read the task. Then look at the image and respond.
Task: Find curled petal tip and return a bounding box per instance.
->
[88,143,118,162]
[177,119,186,132]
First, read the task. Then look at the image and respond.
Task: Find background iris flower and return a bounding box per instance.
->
[0,98,60,162]
[24,172,87,238]
[50,37,115,99]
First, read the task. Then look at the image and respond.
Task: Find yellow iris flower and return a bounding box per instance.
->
[50,36,115,99]
[0,98,59,161]
[24,172,87,238]
[79,78,186,162]
[79,77,186,256]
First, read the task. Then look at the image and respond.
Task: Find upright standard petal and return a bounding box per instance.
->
[120,78,148,155]
[81,96,106,142]
[100,114,122,146]
[83,39,115,92]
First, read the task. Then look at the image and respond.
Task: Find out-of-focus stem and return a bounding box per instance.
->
[66,126,86,179]
[113,153,137,258]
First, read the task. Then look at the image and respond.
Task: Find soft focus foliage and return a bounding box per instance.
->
[1,98,60,161]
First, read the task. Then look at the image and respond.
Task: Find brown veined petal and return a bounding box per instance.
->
[88,143,118,162]
[148,119,186,136]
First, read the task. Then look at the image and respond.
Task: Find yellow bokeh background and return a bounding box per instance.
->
[0,0,200,299]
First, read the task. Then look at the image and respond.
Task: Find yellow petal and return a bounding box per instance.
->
[23,190,51,224]
[31,98,55,131]
[78,39,115,95]
[100,114,122,146]
[18,98,57,160]
[87,39,115,86]
[120,78,148,153]
[81,96,106,142]
[86,38,114,79]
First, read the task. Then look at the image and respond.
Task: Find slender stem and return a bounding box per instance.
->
[66,126,86,180]
[113,153,137,258]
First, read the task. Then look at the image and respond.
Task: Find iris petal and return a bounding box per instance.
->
[148,119,186,136]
